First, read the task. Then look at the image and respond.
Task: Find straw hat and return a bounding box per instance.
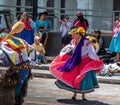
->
[69,27,85,36]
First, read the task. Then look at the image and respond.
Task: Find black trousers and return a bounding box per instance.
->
[40,34,46,45]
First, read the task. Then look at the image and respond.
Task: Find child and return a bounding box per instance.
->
[87,36,100,53]
[32,35,47,65]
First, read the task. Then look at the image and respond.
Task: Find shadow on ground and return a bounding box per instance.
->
[57,99,109,105]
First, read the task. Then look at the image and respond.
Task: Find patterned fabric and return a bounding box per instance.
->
[0,32,8,42]
[5,37,26,50]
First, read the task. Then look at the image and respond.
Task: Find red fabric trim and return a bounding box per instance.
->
[50,54,103,89]
[21,19,32,30]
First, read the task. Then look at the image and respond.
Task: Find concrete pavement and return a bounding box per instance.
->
[24,78,120,105]
[1,63,120,85]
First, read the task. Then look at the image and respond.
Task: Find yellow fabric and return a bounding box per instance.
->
[87,36,96,41]
[32,43,45,55]
[69,27,85,36]
[5,37,26,50]
[11,52,17,64]
[87,36,99,52]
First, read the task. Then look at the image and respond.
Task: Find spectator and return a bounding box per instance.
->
[60,15,72,37]
[73,12,89,31]
[60,15,72,47]
[94,30,103,48]
[43,11,52,48]
[32,35,47,65]
[87,36,99,53]
[109,15,120,61]
[35,12,48,47]
[44,11,52,30]
[19,12,36,44]
[94,30,106,55]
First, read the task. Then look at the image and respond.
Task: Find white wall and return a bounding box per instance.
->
[76,0,113,30]
[53,0,61,31]
[92,0,113,30]
[76,0,94,29]
[65,0,77,24]
[37,0,47,13]
[0,0,5,10]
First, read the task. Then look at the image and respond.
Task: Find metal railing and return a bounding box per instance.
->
[0,5,119,31]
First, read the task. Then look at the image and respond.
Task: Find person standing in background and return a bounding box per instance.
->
[60,15,72,37]
[73,12,89,31]
[19,12,36,45]
[43,11,52,48]
[60,15,72,47]
[35,12,48,47]
[109,15,120,61]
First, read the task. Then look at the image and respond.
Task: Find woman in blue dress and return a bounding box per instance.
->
[109,15,120,61]
[19,12,36,45]
[35,12,48,46]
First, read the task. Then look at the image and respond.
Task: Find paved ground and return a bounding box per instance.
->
[24,78,120,105]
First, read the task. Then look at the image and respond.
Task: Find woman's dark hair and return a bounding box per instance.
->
[96,34,100,40]
[64,15,69,19]
[94,30,101,40]
[77,16,84,24]
[38,12,44,19]
[70,26,78,29]
[44,11,48,16]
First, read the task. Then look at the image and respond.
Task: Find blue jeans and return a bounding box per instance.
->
[36,55,44,63]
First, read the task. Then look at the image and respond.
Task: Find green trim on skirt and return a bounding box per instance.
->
[55,70,99,93]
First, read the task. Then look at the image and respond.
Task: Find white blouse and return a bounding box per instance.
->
[60,39,99,60]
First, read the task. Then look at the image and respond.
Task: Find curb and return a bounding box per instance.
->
[1,62,120,85]
[32,71,120,85]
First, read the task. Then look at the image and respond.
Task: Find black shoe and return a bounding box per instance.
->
[71,96,76,100]
[82,98,87,101]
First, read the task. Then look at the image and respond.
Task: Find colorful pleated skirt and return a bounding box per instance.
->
[50,54,103,93]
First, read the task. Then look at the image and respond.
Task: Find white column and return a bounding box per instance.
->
[53,0,61,31]
[37,0,47,13]
[0,0,5,10]
[76,0,94,29]
[65,0,77,24]
[21,0,25,12]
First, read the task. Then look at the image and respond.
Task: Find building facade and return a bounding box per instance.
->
[0,0,120,31]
